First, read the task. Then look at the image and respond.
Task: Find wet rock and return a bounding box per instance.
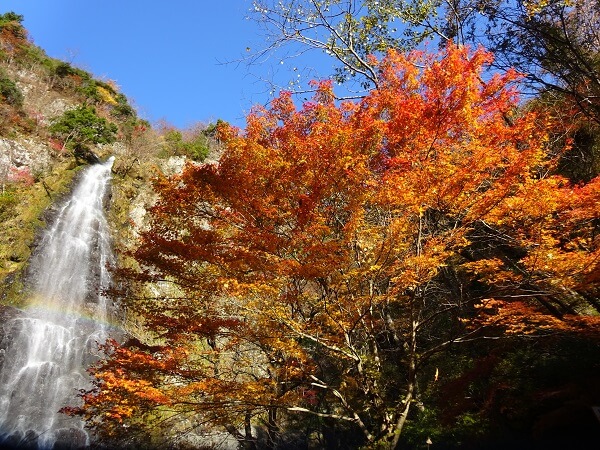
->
[52,427,89,449]
[0,305,24,373]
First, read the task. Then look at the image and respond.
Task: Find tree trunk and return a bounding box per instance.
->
[388,287,420,450]
[225,413,257,450]
[265,406,280,450]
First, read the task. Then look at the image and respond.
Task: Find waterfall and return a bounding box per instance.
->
[0,157,116,449]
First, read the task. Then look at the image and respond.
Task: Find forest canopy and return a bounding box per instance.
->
[71,43,600,450]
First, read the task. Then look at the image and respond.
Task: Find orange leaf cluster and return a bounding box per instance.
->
[83,44,600,446]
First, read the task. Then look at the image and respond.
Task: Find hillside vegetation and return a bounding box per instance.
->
[2,5,600,450]
[0,12,221,307]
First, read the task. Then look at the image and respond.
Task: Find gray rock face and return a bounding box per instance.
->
[0,305,24,375]
[0,137,52,182]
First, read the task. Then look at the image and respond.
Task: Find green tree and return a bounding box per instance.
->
[460,0,600,180]
[159,123,219,161]
[0,68,23,107]
[249,1,600,123]
[49,105,117,160]
[450,0,600,125]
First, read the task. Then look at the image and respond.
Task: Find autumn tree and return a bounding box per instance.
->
[76,45,600,449]
[450,0,600,127]
[249,1,600,190]
[0,12,28,62]
[248,0,447,92]
[249,1,599,124]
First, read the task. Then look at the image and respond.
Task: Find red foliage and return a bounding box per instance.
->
[7,166,34,186]
[79,44,600,447]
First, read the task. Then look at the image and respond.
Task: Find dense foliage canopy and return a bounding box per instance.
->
[71,44,600,449]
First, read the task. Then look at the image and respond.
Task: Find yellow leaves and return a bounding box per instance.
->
[463,257,505,276]
[390,249,450,290]
[136,385,171,404]
[523,244,598,289]
[96,86,118,105]
[462,258,523,286]
[96,370,169,404]
[173,381,212,398]
[84,368,172,426]
[89,43,600,442]
[522,0,574,16]
[484,175,567,230]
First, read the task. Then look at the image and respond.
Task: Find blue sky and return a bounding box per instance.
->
[1,1,334,129]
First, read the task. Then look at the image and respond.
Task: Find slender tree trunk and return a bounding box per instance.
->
[390,324,417,450]
[266,406,280,450]
[244,412,256,450]
[388,223,422,449]
[373,295,419,450]
[225,412,257,450]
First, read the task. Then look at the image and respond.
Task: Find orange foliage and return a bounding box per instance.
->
[80,45,600,447]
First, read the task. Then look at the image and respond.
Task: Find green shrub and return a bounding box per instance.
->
[54,62,89,80]
[0,12,24,27]
[181,139,209,161]
[78,79,102,102]
[49,105,118,151]
[0,69,23,107]
[0,12,26,41]
[110,93,136,119]
[21,45,50,67]
[52,62,103,101]
[161,126,214,161]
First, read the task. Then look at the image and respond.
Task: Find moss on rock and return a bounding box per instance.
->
[0,158,81,306]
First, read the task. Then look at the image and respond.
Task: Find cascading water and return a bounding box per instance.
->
[0,157,116,449]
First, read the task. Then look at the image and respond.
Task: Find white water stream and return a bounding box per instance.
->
[0,157,116,449]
